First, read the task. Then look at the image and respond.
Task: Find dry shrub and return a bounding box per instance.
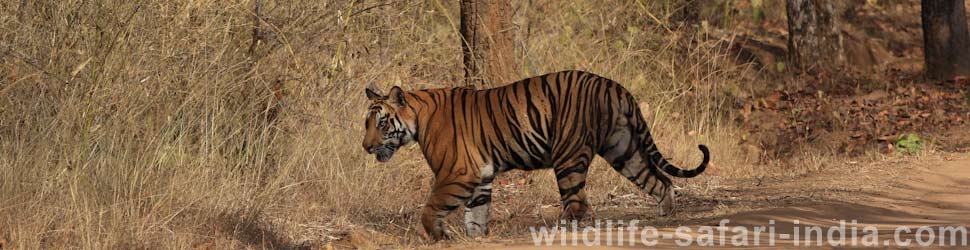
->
[1,0,757,248]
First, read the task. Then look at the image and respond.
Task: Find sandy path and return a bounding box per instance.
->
[451,156,970,249]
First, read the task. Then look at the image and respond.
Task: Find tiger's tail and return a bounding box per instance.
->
[646,142,710,178]
[631,99,710,178]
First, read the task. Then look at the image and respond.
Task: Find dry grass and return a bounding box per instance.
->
[1,0,779,249]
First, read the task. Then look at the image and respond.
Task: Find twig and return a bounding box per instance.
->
[349,2,396,18]
[249,0,262,56]
[10,50,72,85]
[94,4,142,84]
[18,0,28,21]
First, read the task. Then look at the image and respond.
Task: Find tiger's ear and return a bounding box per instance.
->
[365,88,383,101]
[388,86,406,106]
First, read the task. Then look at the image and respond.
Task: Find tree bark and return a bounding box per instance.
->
[921,0,970,80]
[785,0,844,74]
[459,0,517,88]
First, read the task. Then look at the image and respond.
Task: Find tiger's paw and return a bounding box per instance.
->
[560,202,592,221]
[417,222,450,242]
[416,223,432,241]
[658,191,676,217]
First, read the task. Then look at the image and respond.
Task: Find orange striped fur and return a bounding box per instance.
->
[362,70,710,240]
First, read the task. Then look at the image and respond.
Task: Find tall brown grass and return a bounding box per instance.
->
[1,0,759,248]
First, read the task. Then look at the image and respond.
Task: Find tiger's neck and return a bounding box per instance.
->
[403,88,481,170]
[404,88,456,146]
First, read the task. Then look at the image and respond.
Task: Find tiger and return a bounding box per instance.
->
[361,70,710,241]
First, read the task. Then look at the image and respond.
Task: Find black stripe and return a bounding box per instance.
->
[436,204,460,213]
[555,164,588,180]
[441,182,477,193]
[558,181,586,199]
[466,195,492,207]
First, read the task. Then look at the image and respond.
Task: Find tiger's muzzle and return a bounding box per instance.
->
[366,144,399,162]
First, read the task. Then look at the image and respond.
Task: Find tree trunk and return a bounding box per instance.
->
[671,0,701,28]
[785,0,844,74]
[921,0,970,80]
[459,0,517,88]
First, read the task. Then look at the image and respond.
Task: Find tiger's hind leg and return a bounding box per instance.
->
[608,151,676,216]
[554,148,594,220]
[599,121,676,216]
[642,165,675,216]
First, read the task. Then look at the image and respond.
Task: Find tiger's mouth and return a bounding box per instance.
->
[372,145,399,162]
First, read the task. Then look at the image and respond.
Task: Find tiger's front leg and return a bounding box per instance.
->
[419,180,475,241]
[463,180,493,238]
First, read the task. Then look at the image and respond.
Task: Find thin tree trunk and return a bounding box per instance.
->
[786,0,843,74]
[459,0,517,88]
[921,0,970,80]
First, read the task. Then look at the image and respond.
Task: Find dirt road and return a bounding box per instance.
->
[448,154,970,249]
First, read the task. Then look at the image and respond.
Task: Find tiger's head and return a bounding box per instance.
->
[362,86,418,162]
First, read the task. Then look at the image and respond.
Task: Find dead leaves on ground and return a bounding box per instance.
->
[737,81,969,157]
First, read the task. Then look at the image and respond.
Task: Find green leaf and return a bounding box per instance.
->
[894,133,923,154]
[751,0,764,22]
